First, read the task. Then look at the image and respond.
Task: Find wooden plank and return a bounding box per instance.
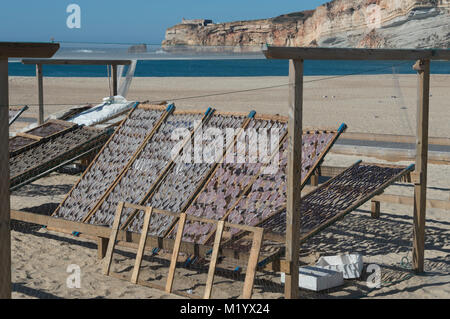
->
[103,202,124,275]
[371,200,380,219]
[341,132,450,147]
[241,228,264,299]
[285,59,303,299]
[11,209,265,262]
[0,42,59,58]
[165,213,187,293]
[97,237,109,259]
[263,46,450,61]
[36,64,44,124]
[203,220,225,299]
[131,207,153,284]
[22,59,131,65]
[123,202,261,233]
[310,170,319,187]
[15,132,42,140]
[413,59,430,273]
[0,58,11,299]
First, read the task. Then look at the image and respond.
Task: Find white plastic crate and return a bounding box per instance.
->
[280,266,344,291]
[315,253,364,279]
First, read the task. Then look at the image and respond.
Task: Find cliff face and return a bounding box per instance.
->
[162,0,450,50]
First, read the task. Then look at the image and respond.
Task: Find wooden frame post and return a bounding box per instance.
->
[203,220,225,299]
[131,207,153,284]
[165,212,187,293]
[371,200,380,219]
[242,227,264,299]
[36,63,44,124]
[285,59,303,299]
[412,59,430,273]
[97,237,109,259]
[112,65,118,96]
[103,202,125,275]
[0,58,11,299]
[310,170,319,187]
[0,41,59,300]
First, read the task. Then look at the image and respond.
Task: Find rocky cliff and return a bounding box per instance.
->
[162,0,450,51]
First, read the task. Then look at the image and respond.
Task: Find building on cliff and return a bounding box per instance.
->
[181,18,213,26]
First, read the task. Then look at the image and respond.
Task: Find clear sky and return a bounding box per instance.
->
[0,0,326,44]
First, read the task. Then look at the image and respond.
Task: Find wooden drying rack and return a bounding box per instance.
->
[103,202,264,299]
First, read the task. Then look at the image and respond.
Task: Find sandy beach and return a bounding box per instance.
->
[8,75,450,299]
[9,74,450,137]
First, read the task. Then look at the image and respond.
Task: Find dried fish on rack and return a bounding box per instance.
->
[53,107,165,221]
[89,112,203,227]
[10,125,108,188]
[128,114,247,237]
[170,118,287,244]
[225,162,413,252]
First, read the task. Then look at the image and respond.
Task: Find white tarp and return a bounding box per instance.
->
[68,96,135,126]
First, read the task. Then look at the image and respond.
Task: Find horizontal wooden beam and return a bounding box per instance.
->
[10,210,256,261]
[22,59,131,66]
[264,46,450,61]
[341,132,450,147]
[0,42,59,58]
[123,202,262,233]
[15,132,42,141]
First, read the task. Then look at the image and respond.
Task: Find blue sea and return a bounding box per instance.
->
[7,45,450,77]
[9,59,450,77]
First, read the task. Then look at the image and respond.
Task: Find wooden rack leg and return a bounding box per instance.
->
[242,228,264,299]
[371,200,380,219]
[203,220,225,299]
[165,213,187,293]
[97,237,109,259]
[131,207,153,284]
[310,170,319,187]
[103,202,125,275]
